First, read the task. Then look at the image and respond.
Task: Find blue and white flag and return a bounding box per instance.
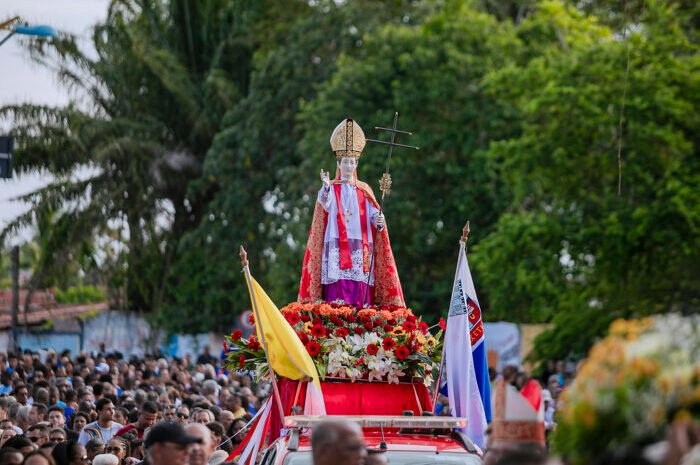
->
[444,243,489,448]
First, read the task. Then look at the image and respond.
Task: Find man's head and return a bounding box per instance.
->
[163,404,177,422]
[137,401,159,430]
[48,406,66,429]
[311,419,367,465]
[0,447,23,465]
[14,384,29,404]
[50,428,67,444]
[185,423,216,465]
[176,406,190,425]
[27,424,50,446]
[192,409,213,425]
[144,421,203,465]
[29,403,48,425]
[96,398,115,424]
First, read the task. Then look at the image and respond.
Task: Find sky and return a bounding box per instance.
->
[0,0,110,240]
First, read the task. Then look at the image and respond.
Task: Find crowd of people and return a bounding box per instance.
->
[0,346,270,465]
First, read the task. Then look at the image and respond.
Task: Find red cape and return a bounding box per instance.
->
[298,179,404,307]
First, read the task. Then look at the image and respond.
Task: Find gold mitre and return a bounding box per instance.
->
[330,118,366,158]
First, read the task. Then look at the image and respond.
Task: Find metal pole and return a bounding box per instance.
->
[10,245,19,353]
[240,246,286,425]
[433,221,470,411]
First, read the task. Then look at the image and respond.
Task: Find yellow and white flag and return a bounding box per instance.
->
[246,276,326,414]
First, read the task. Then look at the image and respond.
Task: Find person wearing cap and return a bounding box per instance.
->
[144,421,202,465]
[298,118,404,310]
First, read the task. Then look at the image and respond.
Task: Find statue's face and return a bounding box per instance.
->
[337,156,357,179]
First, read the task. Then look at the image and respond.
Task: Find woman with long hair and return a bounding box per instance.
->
[105,437,131,465]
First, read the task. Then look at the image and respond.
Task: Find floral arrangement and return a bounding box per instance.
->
[224,302,444,385]
[553,314,700,465]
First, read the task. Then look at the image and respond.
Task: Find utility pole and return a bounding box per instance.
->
[10,245,19,353]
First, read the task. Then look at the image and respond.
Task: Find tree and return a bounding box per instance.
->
[476,0,700,361]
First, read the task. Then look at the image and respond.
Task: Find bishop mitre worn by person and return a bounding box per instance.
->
[298,118,404,309]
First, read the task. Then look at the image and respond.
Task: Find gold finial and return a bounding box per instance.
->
[239,246,248,267]
[379,172,392,196]
[460,220,470,244]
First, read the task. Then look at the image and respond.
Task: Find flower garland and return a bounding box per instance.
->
[224,302,445,385]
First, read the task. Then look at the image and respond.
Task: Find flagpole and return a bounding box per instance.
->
[432,220,470,412]
[240,246,286,425]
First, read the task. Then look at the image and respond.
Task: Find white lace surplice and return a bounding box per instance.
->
[318,184,380,285]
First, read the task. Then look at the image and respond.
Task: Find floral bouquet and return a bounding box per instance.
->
[553,314,700,465]
[223,302,444,385]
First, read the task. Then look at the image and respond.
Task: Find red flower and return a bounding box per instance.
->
[297,331,309,345]
[346,314,357,323]
[312,317,323,326]
[382,337,396,351]
[222,341,229,352]
[247,336,261,351]
[247,313,256,325]
[231,329,243,341]
[383,324,394,332]
[286,313,301,325]
[395,345,410,361]
[305,341,321,357]
[363,321,374,331]
[359,315,371,323]
[300,314,312,323]
[406,315,417,323]
[354,327,365,335]
[238,355,246,370]
[418,321,429,335]
[354,357,365,367]
[335,327,350,338]
[439,317,446,331]
[402,320,416,332]
[366,344,379,355]
[373,319,383,327]
[330,316,343,326]
[310,324,326,339]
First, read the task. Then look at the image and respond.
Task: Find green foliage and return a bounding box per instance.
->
[55,285,107,304]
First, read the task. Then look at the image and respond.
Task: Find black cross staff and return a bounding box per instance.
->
[362,112,419,307]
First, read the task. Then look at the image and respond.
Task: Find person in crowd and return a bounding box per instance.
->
[77,399,122,445]
[92,454,119,465]
[85,438,106,461]
[27,424,51,446]
[105,437,131,465]
[0,447,24,465]
[184,423,216,465]
[175,406,190,426]
[311,418,367,465]
[5,435,37,456]
[51,441,89,465]
[1,426,18,446]
[50,428,68,444]
[47,407,67,431]
[191,409,213,426]
[115,401,158,440]
[22,450,57,465]
[161,405,177,422]
[68,412,89,435]
[204,422,229,453]
[143,421,202,465]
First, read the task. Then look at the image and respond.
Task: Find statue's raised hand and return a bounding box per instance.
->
[320,169,331,189]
